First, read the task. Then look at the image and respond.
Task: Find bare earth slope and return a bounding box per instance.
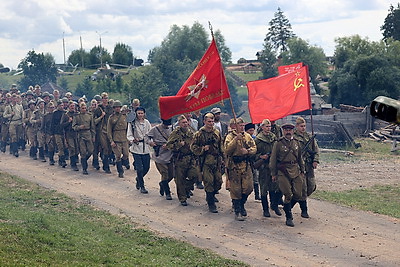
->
[0,152,399,267]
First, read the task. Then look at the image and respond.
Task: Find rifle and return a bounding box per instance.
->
[301,134,317,162]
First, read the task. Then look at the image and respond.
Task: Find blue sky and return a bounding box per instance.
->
[0,0,395,69]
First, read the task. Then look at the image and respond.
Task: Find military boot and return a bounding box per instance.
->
[213,190,219,203]
[29,146,34,158]
[32,146,38,160]
[240,194,249,217]
[92,156,100,170]
[102,155,111,174]
[39,147,46,162]
[261,195,271,217]
[0,141,5,153]
[59,155,67,168]
[233,199,244,221]
[299,200,310,218]
[70,156,79,171]
[162,180,172,200]
[122,158,130,170]
[12,142,19,157]
[283,202,294,227]
[49,151,55,165]
[254,183,261,200]
[81,157,88,175]
[116,161,124,178]
[137,176,148,194]
[269,191,282,216]
[158,181,165,196]
[206,192,218,213]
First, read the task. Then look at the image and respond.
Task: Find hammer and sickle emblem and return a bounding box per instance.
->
[293,72,305,91]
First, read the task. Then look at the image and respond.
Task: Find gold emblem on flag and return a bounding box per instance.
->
[186,74,208,101]
[293,71,304,91]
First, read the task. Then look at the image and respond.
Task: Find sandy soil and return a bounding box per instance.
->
[0,150,399,267]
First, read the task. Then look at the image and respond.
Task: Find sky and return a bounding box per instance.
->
[0,0,396,69]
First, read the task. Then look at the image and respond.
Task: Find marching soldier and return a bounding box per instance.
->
[254,119,281,217]
[30,99,46,161]
[224,117,257,221]
[3,93,24,157]
[293,116,320,218]
[73,102,95,175]
[107,100,129,178]
[41,102,56,165]
[191,112,224,213]
[0,93,12,153]
[166,115,199,206]
[270,123,305,227]
[24,100,37,159]
[53,100,68,168]
[145,118,174,200]
[61,101,79,171]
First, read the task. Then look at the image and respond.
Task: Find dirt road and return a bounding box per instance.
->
[0,151,399,267]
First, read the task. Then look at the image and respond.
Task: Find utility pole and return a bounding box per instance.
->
[96,31,108,67]
[80,35,84,68]
[63,32,66,66]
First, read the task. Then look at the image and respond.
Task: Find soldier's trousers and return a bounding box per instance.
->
[99,131,112,156]
[9,122,23,143]
[277,173,304,204]
[37,131,45,148]
[155,162,173,182]
[1,123,9,143]
[45,134,55,152]
[66,133,79,157]
[228,166,253,200]
[111,141,129,161]
[202,164,222,193]
[258,166,279,196]
[174,156,198,202]
[304,162,316,197]
[26,127,36,146]
[54,134,66,157]
[78,133,93,159]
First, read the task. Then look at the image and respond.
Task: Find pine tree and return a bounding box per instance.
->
[265,7,295,53]
[381,4,400,41]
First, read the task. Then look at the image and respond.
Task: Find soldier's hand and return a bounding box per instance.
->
[80,125,85,129]
[180,141,185,146]
[101,111,106,117]
[111,141,116,148]
[203,145,210,151]
[312,162,318,169]
[272,176,277,182]
[150,141,156,147]
[236,133,243,140]
[69,117,73,122]
[260,154,268,160]
[241,148,248,154]
[161,144,167,150]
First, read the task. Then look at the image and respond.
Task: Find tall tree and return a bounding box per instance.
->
[381,3,400,42]
[214,29,232,64]
[88,46,112,68]
[265,7,295,53]
[112,43,133,67]
[18,50,57,90]
[257,42,278,79]
[68,49,90,68]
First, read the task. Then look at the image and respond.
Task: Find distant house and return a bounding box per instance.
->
[40,82,68,96]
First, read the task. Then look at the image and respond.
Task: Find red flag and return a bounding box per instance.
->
[278,62,304,75]
[159,39,230,120]
[247,65,311,123]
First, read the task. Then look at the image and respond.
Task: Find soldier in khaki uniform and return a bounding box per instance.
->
[53,100,67,168]
[73,102,95,175]
[42,102,56,165]
[107,100,129,178]
[145,118,174,200]
[270,123,305,227]
[191,113,224,213]
[24,100,37,159]
[293,116,319,218]
[166,115,199,206]
[3,93,24,157]
[61,101,79,171]
[30,99,46,161]
[255,119,281,217]
[0,93,11,153]
[224,117,257,221]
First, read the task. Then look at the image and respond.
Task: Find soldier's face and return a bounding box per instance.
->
[179,118,189,128]
[261,124,271,133]
[114,106,121,113]
[283,128,294,138]
[236,123,245,133]
[204,117,214,129]
[296,123,306,133]
[80,106,87,113]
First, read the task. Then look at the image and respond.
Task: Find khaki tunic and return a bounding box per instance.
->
[191,127,223,193]
[255,131,278,195]
[61,111,79,157]
[4,103,24,143]
[72,112,95,158]
[93,104,113,155]
[107,112,129,161]
[30,109,46,147]
[269,137,305,203]
[24,108,36,145]
[294,130,320,197]
[224,130,257,199]
[166,127,199,202]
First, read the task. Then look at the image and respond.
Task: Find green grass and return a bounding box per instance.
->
[0,172,247,266]
[232,71,262,83]
[313,185,400,218]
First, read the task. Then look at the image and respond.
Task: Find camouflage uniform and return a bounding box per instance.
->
[224,130,256,219]
[270,136,305,226]
[255,131,281,216]
[107,110,129,178]
[73,110,95,174]
[191,126,223,212]
[166,126,199,205]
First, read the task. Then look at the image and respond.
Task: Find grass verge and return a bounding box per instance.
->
[0,172,247,266]
[313,185,400,219]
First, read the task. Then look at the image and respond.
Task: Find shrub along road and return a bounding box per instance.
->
[0,151,399,266]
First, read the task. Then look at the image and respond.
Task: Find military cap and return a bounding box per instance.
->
[42,91,50,97]
[5,93,11,98]
[261,119,271,126]
[57,99,63,105]
[36,98,45,105]
[295,116,306,125]
[65,92,72,97]
[28,85,34,90]
[281,123,295,130]
[210,107,222,114]
[101,92,108,98]
[203,112,214,120]
[121,105,128,112]
[26,90,34,96]
[62,97,69,103]
[93,94,101,101]
[47,102,55,108]
[11,84,17,89]
[113,100,122,107]
[28,100,36,106]
[245,123,255,131]
[229,117,244,125]
[161,118,172,125]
